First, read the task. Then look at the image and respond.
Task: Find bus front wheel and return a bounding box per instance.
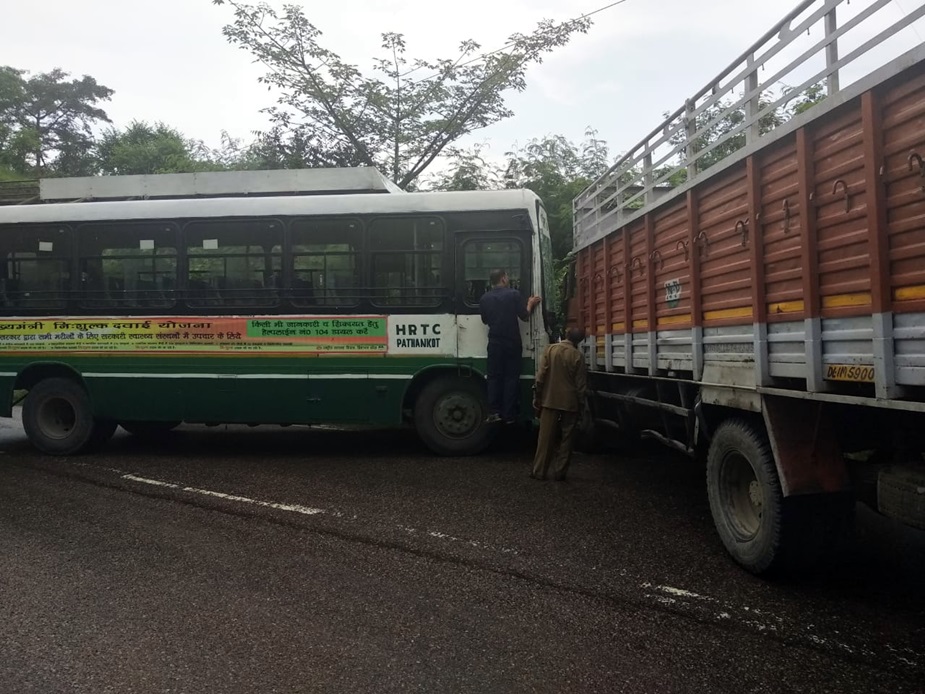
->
[23,377,110,456]
[414,376,492,456]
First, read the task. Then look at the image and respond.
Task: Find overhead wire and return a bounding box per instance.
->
[890,0,924,42]
[399,0,632,82]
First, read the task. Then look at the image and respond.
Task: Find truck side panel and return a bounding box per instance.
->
[574,61,925,402]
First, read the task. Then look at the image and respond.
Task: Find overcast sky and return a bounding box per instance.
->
[2,0,922,173]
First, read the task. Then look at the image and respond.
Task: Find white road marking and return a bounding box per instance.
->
[652,584,711,600]
[70,463,921,674]
[122,474,326,516]
[117,470,517,555]
[638,581,881,659]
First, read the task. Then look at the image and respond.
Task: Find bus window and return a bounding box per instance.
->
[78,223,177,310]
[0,225,72,311]
[369,216,444,307]
[290,218,361,308]
[184,219,282,308]
[462,239,524,306]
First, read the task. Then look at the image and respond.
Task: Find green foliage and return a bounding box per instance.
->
[212,0,591,189]
[432,129,611,328]
[0,67,33,175]
[0,167,24,182]
[225,125,366,171]
[0,66,113,176]
[97,120,219,175]
[504,128,609,264]
[783,82,826,116]
[671,82,827,175]
[682,97,784,173]
[428,144,504,192]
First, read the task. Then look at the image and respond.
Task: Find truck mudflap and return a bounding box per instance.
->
[878,465,925,531]
[761,395,850,496]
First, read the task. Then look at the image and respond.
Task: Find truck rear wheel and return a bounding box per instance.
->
[706,419,784,574]
[414,376,492,456]
[707,418,856,575]
[22,377,107,456]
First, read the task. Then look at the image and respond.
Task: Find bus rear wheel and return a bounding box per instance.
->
[414,376,492,456]
[23,377,109,456]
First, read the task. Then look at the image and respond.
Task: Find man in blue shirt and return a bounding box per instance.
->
[479,268,542,424]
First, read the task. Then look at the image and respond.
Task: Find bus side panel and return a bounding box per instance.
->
[0,374,15,417]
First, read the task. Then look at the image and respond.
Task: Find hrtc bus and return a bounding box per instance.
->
[0,169,553,456]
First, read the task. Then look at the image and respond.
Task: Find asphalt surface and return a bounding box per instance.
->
[0,412,923,694]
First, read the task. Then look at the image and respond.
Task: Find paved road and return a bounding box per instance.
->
[0,413,922,693]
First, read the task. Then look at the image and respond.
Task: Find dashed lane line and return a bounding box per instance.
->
[44,461,925,679]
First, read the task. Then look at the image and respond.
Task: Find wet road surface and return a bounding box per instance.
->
[0,413,923,693]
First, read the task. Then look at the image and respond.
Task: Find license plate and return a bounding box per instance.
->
[824,364,875,383]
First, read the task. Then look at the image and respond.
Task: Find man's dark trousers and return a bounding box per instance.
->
[487,338,521,421]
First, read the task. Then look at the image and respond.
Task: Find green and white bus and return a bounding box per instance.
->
[0,169,554,456]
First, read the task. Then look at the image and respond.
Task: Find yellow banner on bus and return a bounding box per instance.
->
[0,316,388,354]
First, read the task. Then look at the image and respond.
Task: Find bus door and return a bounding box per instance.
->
[454,232,535,362]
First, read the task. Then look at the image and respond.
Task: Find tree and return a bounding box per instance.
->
[97,120,219,175]
[431,129,609,261]
[0,67,34,175]
[682,97,784,174]
[229,124,366,171]
[212,0,591,189]
[671,82,827,176]
[432,129,611,327]
[783,82,826,116]
[427,144,504,192]
[504,130,611,327]
[0,67,113,176]
[504,129,609,262]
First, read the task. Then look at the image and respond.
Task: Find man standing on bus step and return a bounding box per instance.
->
[531,327,588,481]
[479,269,542,424]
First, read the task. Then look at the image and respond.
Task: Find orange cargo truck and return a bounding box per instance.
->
[569,0,925,573]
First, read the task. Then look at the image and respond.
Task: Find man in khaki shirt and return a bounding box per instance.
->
[531,327,588,481]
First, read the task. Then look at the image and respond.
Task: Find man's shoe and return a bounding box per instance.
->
[503,418,516,425]
[485,414,502,424]
[529,473,545,481]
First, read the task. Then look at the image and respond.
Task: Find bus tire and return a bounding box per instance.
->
[23,378,100,456]
[414,376,492,456]
[120,421,181,437]
[706,419,785,575]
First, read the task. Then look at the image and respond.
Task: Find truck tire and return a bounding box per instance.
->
[120,421,181,437]
[23,378,103,456]
[706,419,785,575]
[414,376,492,456]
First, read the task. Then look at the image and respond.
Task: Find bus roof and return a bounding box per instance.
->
[36,167,406,200]
[0,189,542,225]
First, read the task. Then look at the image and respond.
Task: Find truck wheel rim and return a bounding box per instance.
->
[721,452,763,540]
[37,396,77,440]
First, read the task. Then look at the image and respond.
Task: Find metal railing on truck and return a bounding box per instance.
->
[573,0,925,251]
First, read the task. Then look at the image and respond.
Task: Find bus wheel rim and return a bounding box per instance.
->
[37,396,78,441]
[433,391,479,438]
